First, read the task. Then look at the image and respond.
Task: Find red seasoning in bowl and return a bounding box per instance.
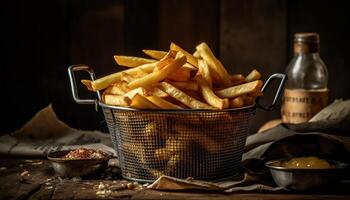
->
[62,148,108,160]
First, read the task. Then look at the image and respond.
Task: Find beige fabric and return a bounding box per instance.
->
[0,104,114,157]
[148,174,283,192]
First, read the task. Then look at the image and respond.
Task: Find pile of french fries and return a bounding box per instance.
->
[82,42,263,110]
[80,42,264,179]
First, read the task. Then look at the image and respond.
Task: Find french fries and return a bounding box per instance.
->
[166,67,191,82]
[170,81,198,91]
[147,95,183,109]
[78,43,269,180]
[170,42,198,68]
[159,82,215,110]
[215,80,263,98]
[124,87,149,99]
[104,82,128,95]
[103,94,131,106]
[153,50,177,71]
[230,96,244,108]
[130,93,159,109]
[195,76,229,109]
[245,69,262,82]
[230,74,246,86]
[120,72,135,83]
[81,42,264,109]
[114,55,156,67]
[128,53,186,89]
[143,49,168,60]
[196,42,231,87]
[83,63,156,91]
[197,59,213,87]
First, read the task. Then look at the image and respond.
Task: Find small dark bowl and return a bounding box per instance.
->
[266,159,348,191]
[47,149,113,177]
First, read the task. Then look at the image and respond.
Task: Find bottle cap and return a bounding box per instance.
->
[293,33,320,53]
[294,33,320,44]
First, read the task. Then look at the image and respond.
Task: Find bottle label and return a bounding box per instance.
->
[281,89,328,124]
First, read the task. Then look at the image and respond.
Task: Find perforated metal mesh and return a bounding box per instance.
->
[102,105,255,183]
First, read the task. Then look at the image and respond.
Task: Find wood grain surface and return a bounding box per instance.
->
[0,158,349,200]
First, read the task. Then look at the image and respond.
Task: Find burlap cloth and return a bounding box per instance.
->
[1,100,349,192]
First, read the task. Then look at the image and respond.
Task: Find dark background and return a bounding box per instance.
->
[1,0,349,134]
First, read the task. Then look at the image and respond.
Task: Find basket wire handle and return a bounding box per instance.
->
[68,65,101,111]
[256,73,287,111]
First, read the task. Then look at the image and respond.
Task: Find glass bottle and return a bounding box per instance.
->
[281,33,328,124]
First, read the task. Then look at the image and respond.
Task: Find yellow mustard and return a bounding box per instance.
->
[282,156,331,169]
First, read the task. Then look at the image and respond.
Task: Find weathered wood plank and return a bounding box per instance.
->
[1,159,350,200]
[0,159,55,200]
[220,0,288,133]
[52,179,135,200]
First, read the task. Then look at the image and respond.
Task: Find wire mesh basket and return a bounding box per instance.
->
[68,65,286,183]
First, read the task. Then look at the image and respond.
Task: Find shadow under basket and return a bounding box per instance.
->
[68,64,287,183]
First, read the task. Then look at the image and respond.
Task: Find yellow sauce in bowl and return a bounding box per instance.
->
[282,156,331,169]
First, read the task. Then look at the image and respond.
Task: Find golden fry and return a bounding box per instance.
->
[193,50,200,58]
[84,63,156,91]
[153,50,177,71]
[81,80,93,91]
[159,82,215,110]
[167,67,191,82]
[147,95,183,109]
[198,59,213,87]
[128,54,186,89]
[195,76,229,109]
[182,63,197,71]
[182,89,204,102]
[147,87,169,98]
[103,94,131,106]
[143,49,168,60]
[170,42,198,68]
[242,94,256,106]
[170,81,198,91]
[196,42,231,87]
[121,72,135,83]
[230,96,244,108]
[114,55,156,67]
[124,87,149,99]
[130,93,159,109]
[230,74,246,85]
[209,67,221,84]
[245,69,262,82]
[133,68,149,78]
[215,80,263,98]
[242,91,263,106]
[104,82,128,95]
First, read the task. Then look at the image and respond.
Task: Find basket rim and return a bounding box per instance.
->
[99,102,256,112]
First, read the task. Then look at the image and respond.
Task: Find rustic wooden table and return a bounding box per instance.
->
[0,158,349,200]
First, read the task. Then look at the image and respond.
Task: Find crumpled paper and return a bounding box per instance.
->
[148,99,350,192]
[0,104,115,157]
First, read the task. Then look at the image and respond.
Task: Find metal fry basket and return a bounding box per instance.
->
[68,65,286,183]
